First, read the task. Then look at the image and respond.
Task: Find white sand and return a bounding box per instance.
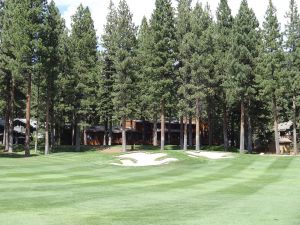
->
[111,152,178,167]
[186,151,233,160]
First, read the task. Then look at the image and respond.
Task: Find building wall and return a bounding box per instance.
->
[85,120,209,146]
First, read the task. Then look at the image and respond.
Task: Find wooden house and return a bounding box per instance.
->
[267,121,299,154]
[84,119,209,146]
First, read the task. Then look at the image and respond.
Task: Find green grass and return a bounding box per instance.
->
[0,148,299,225]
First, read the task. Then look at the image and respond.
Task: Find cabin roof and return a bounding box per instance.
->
[14,119,37,129]
[278,121,293,132]
[279,137,292,144]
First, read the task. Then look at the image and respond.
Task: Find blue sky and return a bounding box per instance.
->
[58,5,68,14]
[54,0,299,38]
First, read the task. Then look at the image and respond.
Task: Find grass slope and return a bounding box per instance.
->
[0,150,299,225]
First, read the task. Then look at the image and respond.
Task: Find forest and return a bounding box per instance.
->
[0,0,300,156]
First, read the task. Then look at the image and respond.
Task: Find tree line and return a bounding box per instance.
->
[0,0,300,156]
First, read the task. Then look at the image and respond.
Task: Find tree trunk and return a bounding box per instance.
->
[72,116,75,146]
[3,102,9,148]
[208,106,213,146]
[103,119,108,146]
[35,120,39,154]
[231,113,235,147]
[8,117,14,153]
[189,117,193,147]
[83,127,87,146]
[240,101,245,153]
[4,80,10,151]
[183,117,188,151]
[8,79,14,153]
[273,97,280,155]
[25,74,31,157]
[3,127,6,147]
[247,100,253,154]
[160,101,165,151]
[50,101,55,150]
[75,122,81,152]
[168,116,172,145]
[35,70,41,153]
[8,110,14,153]
[247,115,253,154]
[51,127,55,150]
[57,124,61,146]
[293,94,298,155]
[45,97,50,155]
[121,117,126,152]
[108,120,112,146]
[4,123,8,151]
[180,116,184,149]
[142,118,146,144]
[153,117,158,146]
[223,102,229,151]
[195,99,200,151]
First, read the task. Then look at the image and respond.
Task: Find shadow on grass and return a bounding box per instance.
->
[50,145,110,153]
[201,145,239,153]
[0,152,39,158]
[1,144,239,155]
[135,145,239,152]
[134,145,182,151]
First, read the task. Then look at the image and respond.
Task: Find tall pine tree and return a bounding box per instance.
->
[226,0,260,153]
[41,0,65,154]
[215,0,233,151]
[136,17,154,144]
[176,0,193,151]
[190,4,215,150]
[284,0,300,155]
[112,0,137,152]
[70,4,98,151]
[150,0,176,150]
[0,0,47,156]
[99,1,117,146]
[257,0,284,155]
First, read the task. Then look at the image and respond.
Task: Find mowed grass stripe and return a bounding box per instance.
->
[0,156,260,213]
[0,157,228,198]
[99,157,280,207]
[128,156,264,192]
[0,152,300,225]
[96,157,292,225]
[0,155,238,211]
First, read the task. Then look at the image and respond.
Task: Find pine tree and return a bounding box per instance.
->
[99,1,117,146]
[41,0,65,154]
[258,0,284,155]
[112,0,137,152]
[226,0,260,153]
[0,0,9,147]
[0,0,47,156]
[199,5,216,148]
[56,28,75,146]
[215,0,233,151]
[0,0,22,152]
[70,4,98,151]
[190,4,215,150]
[284,0,300,155]
[24,0,48,156]
[136,17,153,143]
[136,17,161,146]
[176,0,193,151]
[150,0,176,150]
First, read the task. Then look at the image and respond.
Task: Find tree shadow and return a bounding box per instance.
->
[0,152,39,158]
[50,145,109,153]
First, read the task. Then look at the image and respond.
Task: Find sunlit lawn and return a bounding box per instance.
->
[0,147,299,225]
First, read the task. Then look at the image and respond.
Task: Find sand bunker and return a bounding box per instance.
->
[111,152,178,167]
[186,151,233,160]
